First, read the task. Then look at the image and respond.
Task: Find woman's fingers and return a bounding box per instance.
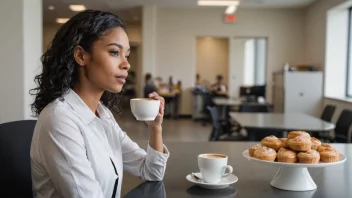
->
[148,92,165,115]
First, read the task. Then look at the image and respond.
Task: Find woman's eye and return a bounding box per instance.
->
[109,51,119,56]
[125,55,130,60]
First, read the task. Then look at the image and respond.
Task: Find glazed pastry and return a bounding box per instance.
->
[254,146,277,162]
[310,137,321,150]
[249,144,262,157]
[288,131,311,139]
[297,149,320,164]
[287,136,312,152]
[279,138,289,148]
[261,136,284,151]
[277,148,297,163]
[320,149,340,162]
[317,144,334,152]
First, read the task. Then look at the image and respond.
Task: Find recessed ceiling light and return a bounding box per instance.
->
[225,5,237,14]
[69,4,86,12]
[48,5,55,10]
[198,0,240,6]
[56,18,70,24]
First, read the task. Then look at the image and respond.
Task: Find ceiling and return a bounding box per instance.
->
[43,0,317,24]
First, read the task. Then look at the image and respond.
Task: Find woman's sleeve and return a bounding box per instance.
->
[116,126,170,181]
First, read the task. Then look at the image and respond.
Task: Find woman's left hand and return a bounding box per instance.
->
[146,92,165,128]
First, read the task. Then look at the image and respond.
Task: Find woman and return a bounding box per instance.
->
[30,10,169,198]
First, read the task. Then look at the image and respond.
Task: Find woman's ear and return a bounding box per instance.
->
[73,46,88,67]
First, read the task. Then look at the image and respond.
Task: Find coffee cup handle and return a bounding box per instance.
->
[222,165,233,178]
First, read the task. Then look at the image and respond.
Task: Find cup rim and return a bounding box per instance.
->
[130,98,159,101]
[198,153,228,159]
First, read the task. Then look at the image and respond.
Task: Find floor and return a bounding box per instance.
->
[114,106,211,142]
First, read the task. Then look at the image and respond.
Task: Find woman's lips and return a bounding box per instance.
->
[115,75,127,84]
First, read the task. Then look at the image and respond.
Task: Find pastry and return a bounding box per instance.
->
[320,149,340,162]
[310,137,321,150]
[261,136,284,151]
[297,149,320,164]
[287,136,312,152]
[277,148,297,163]
[253,146,277,162]
[279,138,289,148]
[317,144,334,152]
[249,144,262,157]
[288,131,311,139]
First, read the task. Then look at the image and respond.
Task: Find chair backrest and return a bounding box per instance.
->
[207,106,219,129]
[0,120,36,197]
[335,109,352,143]
[239,104,270,113]
[320,105,336,122]
[202,92,214,113]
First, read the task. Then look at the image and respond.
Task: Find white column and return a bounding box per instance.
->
[0,0,42,123]
[142,5,157,77]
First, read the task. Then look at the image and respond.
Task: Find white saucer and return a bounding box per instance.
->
[186,172,238,189]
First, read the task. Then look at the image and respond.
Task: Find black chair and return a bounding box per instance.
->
[207,106,246,141]
[239,104,270,113]
[320,105,336,122]
[0,120,36,197]
[320,109,352,143]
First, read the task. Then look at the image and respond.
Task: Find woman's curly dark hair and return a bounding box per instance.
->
[30,10,127,116]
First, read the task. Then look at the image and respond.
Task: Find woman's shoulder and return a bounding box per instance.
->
[37,98,81,129]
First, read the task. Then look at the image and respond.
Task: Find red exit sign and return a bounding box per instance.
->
[224,14,236,23]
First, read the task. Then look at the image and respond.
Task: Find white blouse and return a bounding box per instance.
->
[30,89,169,198]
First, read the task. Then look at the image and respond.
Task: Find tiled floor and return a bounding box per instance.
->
[114,107,211,142]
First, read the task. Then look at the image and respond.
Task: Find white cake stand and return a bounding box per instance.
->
[242,150,346,191]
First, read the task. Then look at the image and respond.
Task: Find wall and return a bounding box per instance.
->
[304,0,350,123]
[0,0,42,123]
[196,37,229,88]
[156,7,306,114]
[43,22,142,50]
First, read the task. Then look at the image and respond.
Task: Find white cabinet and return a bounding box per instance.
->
[273,71,323,116]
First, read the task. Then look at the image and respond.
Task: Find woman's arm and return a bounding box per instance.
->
[116,92,169,181]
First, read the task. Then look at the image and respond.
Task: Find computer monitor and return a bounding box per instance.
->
[239,85,266,100]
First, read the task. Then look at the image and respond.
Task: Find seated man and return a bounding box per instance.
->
[144,73,157,98]
[212,75,228,98]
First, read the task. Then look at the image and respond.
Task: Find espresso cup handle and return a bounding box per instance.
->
[222,165,233,178]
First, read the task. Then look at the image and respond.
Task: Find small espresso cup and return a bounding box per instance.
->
[198,153,233,184]
[130,98,160,121]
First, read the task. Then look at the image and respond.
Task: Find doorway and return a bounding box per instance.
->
[196,37,229,89]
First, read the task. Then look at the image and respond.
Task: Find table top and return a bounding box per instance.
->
[122,141,351,198]
[213,98,242,106]
[229,113,335,132]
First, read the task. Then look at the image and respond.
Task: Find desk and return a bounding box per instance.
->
[229,113,335,140]
[122,141,351,198]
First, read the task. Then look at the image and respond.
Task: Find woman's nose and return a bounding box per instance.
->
[119,58,130,70]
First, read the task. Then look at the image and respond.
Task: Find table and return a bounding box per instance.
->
[122,141,351,198]
[213,98,242,106]
[229,113,335,132]
[213,98,270,119]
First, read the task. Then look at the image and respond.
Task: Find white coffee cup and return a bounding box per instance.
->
[198,153,233,184]
[130,98,160,121]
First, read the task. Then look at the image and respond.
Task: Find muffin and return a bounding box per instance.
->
[287,136,312,152]
[320,149,340,162]
[277,148,297,163]
[249,144,262,157]
[253,146,277,162]
[297,149,320,164]
[311,137,321,150]
[261,135,284,151]
[279,138,289,148]
[288,131,311,139]
[317,144,334,152]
